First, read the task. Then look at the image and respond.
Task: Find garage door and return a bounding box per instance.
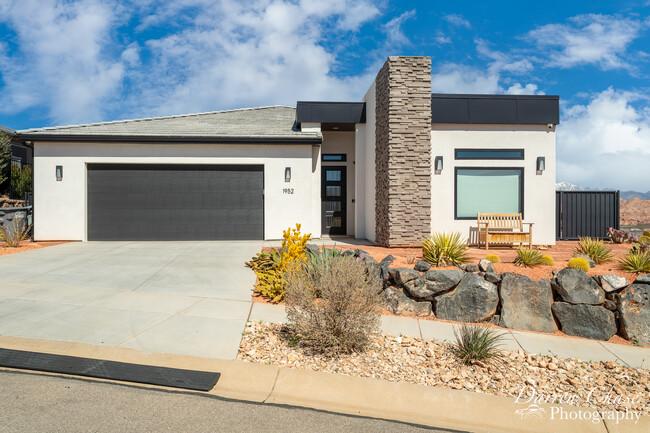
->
[87,164,264,241]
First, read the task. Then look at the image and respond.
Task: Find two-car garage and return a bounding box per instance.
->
[86,164,264,241]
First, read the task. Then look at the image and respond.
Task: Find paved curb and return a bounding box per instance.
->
[0,336,647,433]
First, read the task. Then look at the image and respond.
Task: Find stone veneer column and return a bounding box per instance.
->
[375,56,432,247]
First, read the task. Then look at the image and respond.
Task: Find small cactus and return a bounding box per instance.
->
[567,257,590,272]
[540,255,555,266]
[485,254,500,263]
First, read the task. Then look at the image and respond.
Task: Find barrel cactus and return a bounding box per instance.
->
[567,257,590,272]
[540,255,555,266]
[485,254,500,263]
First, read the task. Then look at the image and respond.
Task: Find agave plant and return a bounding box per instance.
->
[513,247,543,267]
[575,237,613,264]
[422,232,469,267]
[618,251,650,274]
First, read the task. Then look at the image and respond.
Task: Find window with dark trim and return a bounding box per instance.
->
[455,167,524,219]
[322,154,347,162]
[455,149,524,160]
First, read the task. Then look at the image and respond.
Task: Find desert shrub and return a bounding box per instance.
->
[306,245,341,267]
[453,324,505,365]
[618,252,650,274]
[574,237,613,264]
[249,224,311,303]
[422,232,469,267]
[284,256,381,354]
[607,227,635,244]
[0,215,31,247]
[513,247,543,267]
[630,231,650,256]
[485,254,500,263]
[10,164,32,200]
[540,255,555,266]
[567,257,590,272]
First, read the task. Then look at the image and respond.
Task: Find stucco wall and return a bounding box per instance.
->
[321,131,355,236]
[358,81,376,242]
[430,124,557,245]
[33,141,319,241]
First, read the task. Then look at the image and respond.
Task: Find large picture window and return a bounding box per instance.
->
[455,168,523,219]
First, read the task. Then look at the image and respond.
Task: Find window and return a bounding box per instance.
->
[11,157,22,169]
[455,149,524,160]
[322,154,347,162]
[455,168,523,219]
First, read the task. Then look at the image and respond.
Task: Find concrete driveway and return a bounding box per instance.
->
[0,241,261,359]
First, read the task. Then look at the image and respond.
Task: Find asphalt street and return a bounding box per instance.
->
[0,369,461,432]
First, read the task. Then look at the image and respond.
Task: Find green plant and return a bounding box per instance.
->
[630,231,650,255]
[574,237,613,264]
[485,254,500,263]
[513,247,543,267]
[422,232,469,267]
[567,257,590,272]
[245,249,281,273]
[284,255,381,354]
[453,324,505,365]
[618,251,650,274]
[10,164,32,200]
[540,255,555,266]
[0,132,10,190]
[251,224,311,303]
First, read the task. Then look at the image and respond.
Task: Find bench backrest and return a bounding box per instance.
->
[477,213,523,230]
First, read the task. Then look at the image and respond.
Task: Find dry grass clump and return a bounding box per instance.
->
[284,256,381,355]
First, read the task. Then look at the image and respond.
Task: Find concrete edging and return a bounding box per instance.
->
[0,336,646,433]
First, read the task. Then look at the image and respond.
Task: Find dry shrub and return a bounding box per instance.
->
[1,218,31,248]
[284,256,381,354]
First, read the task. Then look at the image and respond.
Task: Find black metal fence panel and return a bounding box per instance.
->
[556,191,619,240]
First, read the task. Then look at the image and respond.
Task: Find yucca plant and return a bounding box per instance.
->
[539,255,555,266]
[567,257,590,272]
[575,237,613,264]
[513,247,543,267]
[618,252,650,274]
[422,232,469,267]
[453,324,505,365]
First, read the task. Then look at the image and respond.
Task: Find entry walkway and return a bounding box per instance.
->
[249,303,650,369]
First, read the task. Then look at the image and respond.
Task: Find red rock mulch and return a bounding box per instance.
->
[0,240,70,256]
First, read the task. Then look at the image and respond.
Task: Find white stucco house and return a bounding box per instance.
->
[9,56,559,246]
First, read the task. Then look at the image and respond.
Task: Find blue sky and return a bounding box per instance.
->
[1,0,649,190]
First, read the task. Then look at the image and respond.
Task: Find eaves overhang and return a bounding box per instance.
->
[16,134,323,146]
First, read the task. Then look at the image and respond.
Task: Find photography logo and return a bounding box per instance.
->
[515,404,546,420]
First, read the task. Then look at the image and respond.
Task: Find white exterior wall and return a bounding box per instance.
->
[356,81,376,242]
[33,141,319,241]
[430,124,557,245]
[321,131,355,236]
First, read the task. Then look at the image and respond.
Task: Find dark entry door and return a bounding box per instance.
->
[321,166,346,235]
[87,164,264,241]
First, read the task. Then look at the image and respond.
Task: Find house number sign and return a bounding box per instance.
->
[283,188,294,194]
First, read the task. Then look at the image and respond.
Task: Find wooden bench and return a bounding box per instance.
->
[477,213,533,250]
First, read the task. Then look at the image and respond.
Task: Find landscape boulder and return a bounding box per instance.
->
[304,244,320,256]
[460,264,480,273]
[378,255,395,285]
[634,274,650,284]
[478,259,495,273]
[499,273,557,333]
[389,267,421,286]
[383,287,432,317]
[598,274,629,293]
[484,272,501,284]
[435,273,498,322]
[618,283,650,346]
[552,302,617,341]
[420,269,464,296]
[553,269,605,305]
[414,260,432,272]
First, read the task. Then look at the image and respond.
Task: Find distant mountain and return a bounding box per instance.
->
[556,182,650,200]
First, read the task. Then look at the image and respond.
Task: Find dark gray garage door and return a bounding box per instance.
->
[87,164,264,241]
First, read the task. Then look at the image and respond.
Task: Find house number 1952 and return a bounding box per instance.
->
[283,188,294,194]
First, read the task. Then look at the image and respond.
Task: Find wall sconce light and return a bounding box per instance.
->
[284,167,291,182]
[536,157,545,173]
[434,156,443,174]
[56,165,63,181]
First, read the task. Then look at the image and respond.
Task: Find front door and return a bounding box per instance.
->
[321,166,346,235]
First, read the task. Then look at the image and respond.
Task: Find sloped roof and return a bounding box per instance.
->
[16,106,321,144]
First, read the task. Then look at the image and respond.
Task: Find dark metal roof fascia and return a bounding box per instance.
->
[17,134,323,145]
[296,101,366,126]
[431,94,560,125]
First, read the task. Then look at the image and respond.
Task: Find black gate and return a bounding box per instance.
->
[556,191,620,240]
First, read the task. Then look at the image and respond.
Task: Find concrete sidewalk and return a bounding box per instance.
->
[249,302,650,369]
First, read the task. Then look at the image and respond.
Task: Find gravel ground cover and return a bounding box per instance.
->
[239,321,650,416]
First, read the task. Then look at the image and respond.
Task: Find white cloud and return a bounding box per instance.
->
[506,83,543,95]
[384,10,416,46]
[527,14,644,70]
[431,64,501,94]
[443,14,471,29]
[434,32,451,45]
[0,0,126,124]
[557,88,650,191]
